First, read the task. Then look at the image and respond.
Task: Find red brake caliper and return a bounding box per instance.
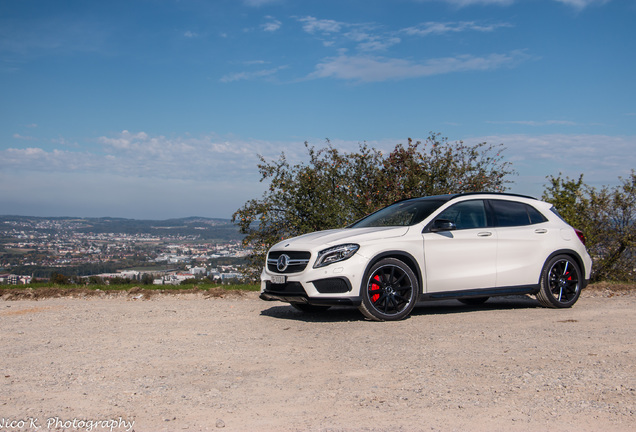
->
[371,275,381,303]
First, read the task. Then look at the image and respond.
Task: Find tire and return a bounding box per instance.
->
[458,297,489,306]
[358,258,419,321]
[290,303,331,313]
[536,254,582,308]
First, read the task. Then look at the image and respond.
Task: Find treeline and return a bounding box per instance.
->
[10,256,248,281]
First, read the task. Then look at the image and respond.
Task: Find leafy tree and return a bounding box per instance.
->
[50,272,69,285]
[109,276,132,285]
[141,273,155,285]
[542,174,588,232]
[233,133,515,278]
[543,171,635,281]
[88,276,104,285]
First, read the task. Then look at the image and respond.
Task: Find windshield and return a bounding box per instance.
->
[350,199,448,228]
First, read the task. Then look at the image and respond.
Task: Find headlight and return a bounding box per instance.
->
[313,244,359,268]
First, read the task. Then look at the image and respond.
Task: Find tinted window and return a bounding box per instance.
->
[351,199,447,228]
[435,200,489,230]
[528,206,548,224]
[490,200,547,227]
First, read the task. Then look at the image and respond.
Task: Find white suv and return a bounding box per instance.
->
[260,193,592,321]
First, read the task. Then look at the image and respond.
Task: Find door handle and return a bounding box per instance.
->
[534,228,548,234]
[478,232,493,237]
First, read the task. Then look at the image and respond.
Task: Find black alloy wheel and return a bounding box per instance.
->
[359,258,418,321]
[536,255,582,308]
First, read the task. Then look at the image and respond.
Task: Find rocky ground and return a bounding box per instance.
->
[1,285,635,432]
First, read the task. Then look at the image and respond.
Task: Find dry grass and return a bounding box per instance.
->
[0,285,251,301]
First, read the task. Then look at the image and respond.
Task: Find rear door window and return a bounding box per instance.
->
[489,200,547,227]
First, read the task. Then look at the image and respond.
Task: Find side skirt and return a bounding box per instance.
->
[419,285,539,301]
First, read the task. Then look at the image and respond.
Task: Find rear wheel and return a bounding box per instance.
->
[536,255,582,308]
[359,258,418,321]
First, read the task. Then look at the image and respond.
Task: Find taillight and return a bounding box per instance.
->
[574,228,586,246]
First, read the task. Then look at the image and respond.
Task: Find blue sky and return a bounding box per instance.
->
[1,0,634,220]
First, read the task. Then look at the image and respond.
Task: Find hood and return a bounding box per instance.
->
[271,226,410,251]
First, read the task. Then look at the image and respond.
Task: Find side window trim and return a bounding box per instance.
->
[484,199,496,228]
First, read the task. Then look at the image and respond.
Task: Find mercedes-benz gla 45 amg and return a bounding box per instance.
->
[260,193,592,321]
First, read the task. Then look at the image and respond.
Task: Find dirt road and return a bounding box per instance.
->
[2,289,634,431]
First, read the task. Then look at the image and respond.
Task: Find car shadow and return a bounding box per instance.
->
[411,295,540,317]
[260,305,366,322]
[260,295,541,322]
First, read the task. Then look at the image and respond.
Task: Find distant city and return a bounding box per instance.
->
[0,215,251,285]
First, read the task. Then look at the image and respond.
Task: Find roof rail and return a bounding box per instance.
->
[453,191,538,200]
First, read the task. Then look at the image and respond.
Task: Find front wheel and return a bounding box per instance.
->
[358,258,419,321]
[536,255,582,308]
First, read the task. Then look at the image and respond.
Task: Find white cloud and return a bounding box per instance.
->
[0,170,265,219]
[354,35,401,52]
[297,17,399,52]
[298,16,344,34]
[553,0,610,9]
[243,0,281,7]
[416,0,609,8]
[486,120,578,126]
[2,131,293,182]
[262,17,282,32]
[425,0,515,6]
[296,16,513,58]
[307,51,531,82]
[12,133,36,141]
[465,133,636,195]
[403,21,512,36]
[220,65,286,82]
[2,132,632,218]
[0,131,314,218]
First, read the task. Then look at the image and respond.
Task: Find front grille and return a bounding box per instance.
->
[267,251,311,274]
[312,278,351,294]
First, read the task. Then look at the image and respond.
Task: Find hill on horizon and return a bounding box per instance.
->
[0,215,242,241]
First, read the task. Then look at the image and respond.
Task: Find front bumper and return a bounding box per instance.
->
[260,279,361,306]
[260,252,369,306]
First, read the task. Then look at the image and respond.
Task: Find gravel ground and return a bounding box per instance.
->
[1,289,635,432]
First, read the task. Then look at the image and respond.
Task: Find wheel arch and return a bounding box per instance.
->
[539,249,588,289]
[361,251,423,295]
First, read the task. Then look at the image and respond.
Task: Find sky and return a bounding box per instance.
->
[1,0,634,220]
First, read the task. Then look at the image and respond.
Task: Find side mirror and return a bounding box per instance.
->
[429,219,457,233]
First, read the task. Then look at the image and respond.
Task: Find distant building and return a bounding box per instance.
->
[190,266,206,276]
[153,272,194,286]
[4,274,32,285]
